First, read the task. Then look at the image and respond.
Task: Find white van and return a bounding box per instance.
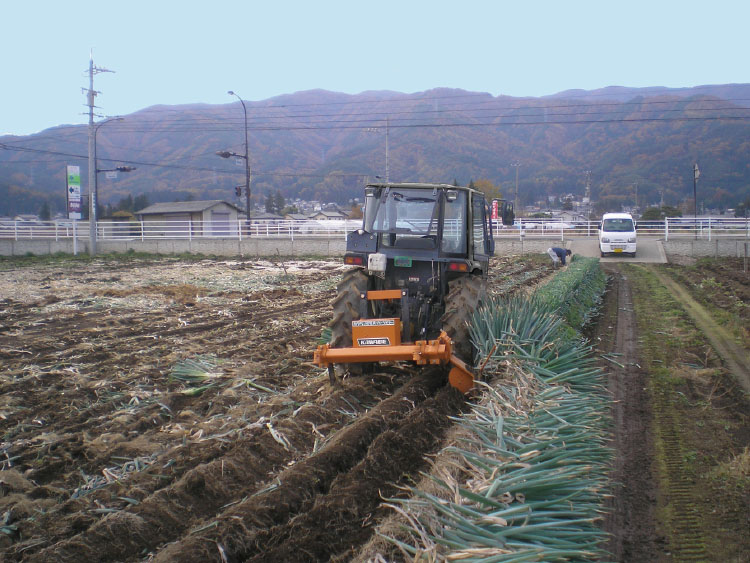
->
[599,213,636,257]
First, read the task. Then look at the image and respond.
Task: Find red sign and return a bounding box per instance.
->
[491,199,499,220]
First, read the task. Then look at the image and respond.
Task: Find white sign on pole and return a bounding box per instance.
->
[66,165,82,220]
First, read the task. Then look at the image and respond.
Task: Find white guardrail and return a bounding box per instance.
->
[1,218,749,241]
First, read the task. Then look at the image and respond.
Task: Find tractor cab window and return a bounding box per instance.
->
[365,188,440,249]
[472,195,488,256]
[441,190,467,254]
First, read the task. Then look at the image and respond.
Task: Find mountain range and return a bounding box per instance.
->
[1,84,750,216]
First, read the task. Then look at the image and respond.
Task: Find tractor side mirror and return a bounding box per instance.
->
[501,201,515,226]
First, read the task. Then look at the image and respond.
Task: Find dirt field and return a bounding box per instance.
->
[0,254,551,562]
[0,253,747,562]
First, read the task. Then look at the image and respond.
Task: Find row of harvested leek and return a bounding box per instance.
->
[383,257,613,561]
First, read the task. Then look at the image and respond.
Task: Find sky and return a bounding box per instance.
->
[3,0,748,136]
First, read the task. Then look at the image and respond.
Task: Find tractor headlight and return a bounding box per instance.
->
[368,253,387,273]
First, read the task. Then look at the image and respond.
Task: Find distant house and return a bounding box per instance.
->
[284,213,309,222]
[553,211,588,223]
[135,200,241,237]
[308,209,348,221]
[99,210,139,238]
[250,211,284,224]
[13,214,42,224]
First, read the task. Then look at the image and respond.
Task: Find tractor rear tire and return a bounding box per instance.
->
[441,275,486,365]
[329,268,369,375]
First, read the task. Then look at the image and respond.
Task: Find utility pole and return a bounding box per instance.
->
[693,163,700,239]
[364,119,390,182]
[227,91,251,229]
[583,170,592,229]
[385,116,390,184]
[85,52,114,256]
[511,162,521,214]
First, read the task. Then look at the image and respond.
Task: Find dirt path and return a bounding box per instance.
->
[647,265,750,395]
[599,265,660,561]
[601,262,749,562]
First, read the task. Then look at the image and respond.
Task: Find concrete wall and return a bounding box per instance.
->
[2,236,748,259]
[662,238,750,259]
[0,237,348,257]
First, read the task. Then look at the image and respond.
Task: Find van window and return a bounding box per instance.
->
[602,217,634,232]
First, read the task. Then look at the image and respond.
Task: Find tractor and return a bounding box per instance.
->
[314,182,514,392]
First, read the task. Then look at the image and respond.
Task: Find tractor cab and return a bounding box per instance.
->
[364,184,464,254]
[346,183,512,278]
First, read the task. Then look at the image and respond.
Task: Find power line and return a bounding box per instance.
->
[0,143,369,178]
[111,98,750,130]
[5,95,749,143]
[10,93,747,134]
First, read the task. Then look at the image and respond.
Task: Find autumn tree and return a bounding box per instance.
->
[735,197,750,217]
[134,194,150,212]
[265,190,285,214]
[280,205,300,216]
[641,206,682,220]
[116,194,134,212]
[38,201,51,221]
[473,178,504,201]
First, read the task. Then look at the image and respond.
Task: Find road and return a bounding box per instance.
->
[570,237,667,263]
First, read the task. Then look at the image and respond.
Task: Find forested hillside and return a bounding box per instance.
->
[1,85,749,216]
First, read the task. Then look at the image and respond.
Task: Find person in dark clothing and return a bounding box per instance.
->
[547,246,572,267]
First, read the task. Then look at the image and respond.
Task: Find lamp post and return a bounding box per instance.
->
[221,90,251,229]
[89,117,125,255]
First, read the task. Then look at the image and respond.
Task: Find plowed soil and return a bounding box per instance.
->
[4,254,745,562]
[0,254,551,562]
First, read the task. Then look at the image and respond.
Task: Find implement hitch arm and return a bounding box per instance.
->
[314,331,475,393]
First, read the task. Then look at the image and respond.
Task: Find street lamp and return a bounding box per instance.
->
[219,90,251,228]
[89,117,126,255]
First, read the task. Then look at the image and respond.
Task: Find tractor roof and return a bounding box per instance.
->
[366,182,480,194]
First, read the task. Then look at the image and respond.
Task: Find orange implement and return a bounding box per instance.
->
[366,289,404,300]
[314,331,475,392]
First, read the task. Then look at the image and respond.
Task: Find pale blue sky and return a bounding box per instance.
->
[3,0,748,136]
